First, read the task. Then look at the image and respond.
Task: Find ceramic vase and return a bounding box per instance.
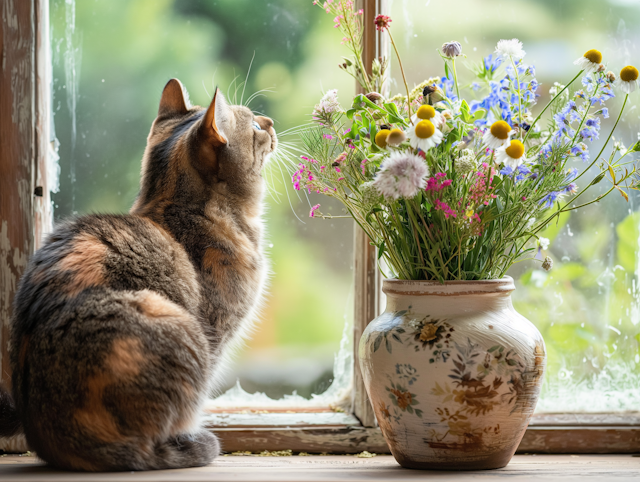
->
[359,277,546,470]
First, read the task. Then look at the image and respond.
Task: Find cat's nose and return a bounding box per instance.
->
[256,116,274,131]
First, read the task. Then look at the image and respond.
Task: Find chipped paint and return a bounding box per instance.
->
[0,221,28,328]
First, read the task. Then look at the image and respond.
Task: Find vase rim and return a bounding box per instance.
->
[382,276,515,296]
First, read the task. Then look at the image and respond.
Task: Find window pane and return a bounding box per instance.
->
[50,0,355,406]
[390,0,640,412]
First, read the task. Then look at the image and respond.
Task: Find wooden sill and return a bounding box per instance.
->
[202,411,640,454]
[1,455,639,481]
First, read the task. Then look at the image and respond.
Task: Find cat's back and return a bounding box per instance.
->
[13,213,200,332]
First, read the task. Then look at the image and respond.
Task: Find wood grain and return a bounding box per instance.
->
[0,0,36,386]
[0,455,638,481]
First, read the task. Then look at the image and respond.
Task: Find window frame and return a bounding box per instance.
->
[1,0,638,455]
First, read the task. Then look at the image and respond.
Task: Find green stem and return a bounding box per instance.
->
[523,70,583,144]
[510,57,524,139]
[386,28,413,123]
[451,58,460,99]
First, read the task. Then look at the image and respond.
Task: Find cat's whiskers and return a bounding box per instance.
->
[244,88,275,107]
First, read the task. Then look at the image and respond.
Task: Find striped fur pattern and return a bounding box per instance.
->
[2,79,275,471]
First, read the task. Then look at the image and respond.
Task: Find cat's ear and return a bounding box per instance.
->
[158,79,190,116]
[200,88,230,147]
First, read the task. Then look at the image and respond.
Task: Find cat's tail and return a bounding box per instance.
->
[0,384,22,438]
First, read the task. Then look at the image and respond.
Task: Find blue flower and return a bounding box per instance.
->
[483,54,503,75]
[438,74,458,101]
[565,168,579,182]
[580,117,600,141]
[541,190,564,208]
[599,107,610,118]
[471,82,481,91]
[500,164,531,183]
[570,143,589,161]
[500,165,514,176]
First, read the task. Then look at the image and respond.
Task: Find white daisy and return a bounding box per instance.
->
[495,140,527,168]
[373,151,430,200]
[495,38,526,60]
[615,65,639,94]
[410,104,445,129]
[407,119,443,152]
[482,120,514,150]
[573,49,602,74]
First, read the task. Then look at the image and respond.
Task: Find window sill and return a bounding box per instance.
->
[201,411,640,454]
[1,454,639,481]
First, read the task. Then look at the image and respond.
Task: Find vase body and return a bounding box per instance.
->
[359,277,546,470]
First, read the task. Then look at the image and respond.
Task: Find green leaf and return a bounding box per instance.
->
[459,99,472,123]
[628,140,640,152]
[378,241,386,260]
[345,108,357,120]
[591,172,606,185]
[382,102,405,125]
[472,109,487,122]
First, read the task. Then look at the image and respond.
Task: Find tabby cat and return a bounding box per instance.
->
[0,79,275,471]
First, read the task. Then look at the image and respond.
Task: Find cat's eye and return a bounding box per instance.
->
[252,121,262,131]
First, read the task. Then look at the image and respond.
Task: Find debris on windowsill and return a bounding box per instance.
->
[355,451,376,458]
[329,404,345,413]
[257,450,293,457]
[225,450,295,457]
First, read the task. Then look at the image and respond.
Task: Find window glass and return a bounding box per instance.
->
[390,0,640,411]
[50,0,355,406]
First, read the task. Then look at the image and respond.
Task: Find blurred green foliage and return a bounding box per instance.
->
[50,0,640,408]
[50,0,354,398]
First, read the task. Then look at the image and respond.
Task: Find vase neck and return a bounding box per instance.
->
[386,291,513,314]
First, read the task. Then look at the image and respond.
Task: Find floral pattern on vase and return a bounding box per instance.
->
[359,277,546,470]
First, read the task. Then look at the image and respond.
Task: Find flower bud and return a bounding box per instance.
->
[441,41,462,58]
[607,71,616,82]
[386,128,406,147]
[542,256,553,271]
[365,92,384,103]
[597,63,606,73]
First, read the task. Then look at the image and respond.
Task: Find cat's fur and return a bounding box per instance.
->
[0,79,274,471]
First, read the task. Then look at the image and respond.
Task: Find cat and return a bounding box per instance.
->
[0,79,275,471]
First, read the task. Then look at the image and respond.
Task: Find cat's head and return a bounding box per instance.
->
[133,79,276,215]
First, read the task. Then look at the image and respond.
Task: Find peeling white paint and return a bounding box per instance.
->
[0,221,28,328]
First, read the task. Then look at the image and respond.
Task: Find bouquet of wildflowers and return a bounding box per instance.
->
[296,0,640,282]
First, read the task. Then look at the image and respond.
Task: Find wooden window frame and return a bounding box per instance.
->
[1,0,638,455]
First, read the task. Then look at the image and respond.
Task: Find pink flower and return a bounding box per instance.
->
[323,134,333,140]
[374,14,392,31]
[425,173,452,192]
[334,152,347,164]
[434,199,457,219]
[310,204,321,218]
